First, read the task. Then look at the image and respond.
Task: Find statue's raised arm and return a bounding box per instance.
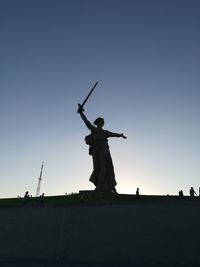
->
[77,104,95,131]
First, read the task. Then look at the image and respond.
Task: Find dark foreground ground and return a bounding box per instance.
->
[1,193,200,267]
[1,259,200,267]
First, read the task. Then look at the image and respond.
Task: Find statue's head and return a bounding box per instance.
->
[93,117,104,127]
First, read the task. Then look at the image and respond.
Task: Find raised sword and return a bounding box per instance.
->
[78,82,98,112]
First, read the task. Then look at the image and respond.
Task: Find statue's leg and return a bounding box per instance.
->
[95,149,108,192]
[106,150,117,192]
[89,153,98,186]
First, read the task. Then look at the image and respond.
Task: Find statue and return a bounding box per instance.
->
[77,83,127,193]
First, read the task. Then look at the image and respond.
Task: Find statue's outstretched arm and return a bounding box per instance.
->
[77,105,94,131]
[106,131,127,139]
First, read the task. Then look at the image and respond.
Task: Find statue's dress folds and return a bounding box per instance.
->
[89,127,117,192]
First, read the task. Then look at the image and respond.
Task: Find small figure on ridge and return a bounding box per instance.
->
[189,187,197,197]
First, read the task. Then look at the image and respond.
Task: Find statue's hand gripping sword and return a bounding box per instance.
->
[77,82,98,113]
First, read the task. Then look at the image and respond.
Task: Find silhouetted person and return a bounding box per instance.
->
[23,191,29,203]
[189,187,197,197]
[39,193,45,204]
[179,190,184,197]
[24,191,29,199]
[136,188,140,199]
[78,105,127,193]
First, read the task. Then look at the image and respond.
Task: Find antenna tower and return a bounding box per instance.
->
[36,162,44,197]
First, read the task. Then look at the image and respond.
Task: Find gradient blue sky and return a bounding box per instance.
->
[1,0,200,198]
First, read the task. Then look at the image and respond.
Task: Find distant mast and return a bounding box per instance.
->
[36,162,44,197]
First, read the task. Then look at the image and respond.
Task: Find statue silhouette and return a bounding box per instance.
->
[78,104,127,193]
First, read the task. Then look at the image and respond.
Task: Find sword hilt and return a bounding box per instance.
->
[77,103,84,113]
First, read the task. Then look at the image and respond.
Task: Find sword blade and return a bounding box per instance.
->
[81,82,98,107]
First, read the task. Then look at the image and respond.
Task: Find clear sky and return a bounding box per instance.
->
[1,0,200,198]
